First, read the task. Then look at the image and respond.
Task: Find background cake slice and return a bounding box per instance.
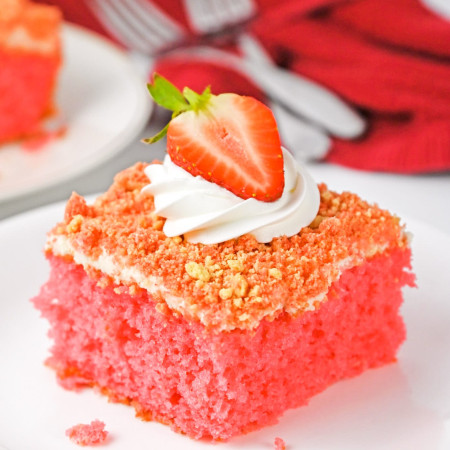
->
[32,162,415,440]
[0,0,61,144]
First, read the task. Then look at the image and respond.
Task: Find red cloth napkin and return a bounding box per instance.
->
[252,9,450,173]
[40,0,450,173]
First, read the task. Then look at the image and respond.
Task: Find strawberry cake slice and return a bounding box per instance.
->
[32,76,415,441]
[0,0,62,144]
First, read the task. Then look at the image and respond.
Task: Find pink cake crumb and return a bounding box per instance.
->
[65,420,108,446]
[274,437,286,450]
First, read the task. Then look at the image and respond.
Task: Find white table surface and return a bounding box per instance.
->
[0,114,449,237]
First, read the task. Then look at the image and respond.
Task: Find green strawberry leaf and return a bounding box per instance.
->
[183,86,212,112]
[147,74,189,112]
[143,74,214,147]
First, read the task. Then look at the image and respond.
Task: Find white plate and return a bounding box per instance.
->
[0,201,449,450]
[0,24,152,203]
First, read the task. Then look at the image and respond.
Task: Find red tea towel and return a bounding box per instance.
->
[331,0,450,59]
[251,11,450,172]
[40,0,450,173]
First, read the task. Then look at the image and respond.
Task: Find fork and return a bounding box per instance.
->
[166,45,332,160]
[183,0,256,34]
[182,0,365,140]
[238,34,331,160]
[87,0,186,55]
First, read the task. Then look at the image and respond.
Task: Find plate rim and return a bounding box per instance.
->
[0,23,152,203]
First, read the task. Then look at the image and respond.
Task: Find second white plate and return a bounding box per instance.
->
[0,24,152,203]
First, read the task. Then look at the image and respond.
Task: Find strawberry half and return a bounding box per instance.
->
[144,73,284,202]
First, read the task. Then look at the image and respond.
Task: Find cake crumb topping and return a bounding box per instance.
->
[45,162,410,332]
[219,288,233,300]
[231,274,249,297]
[66,214,83,234]
[185,261,211,282]
[269,268,282,280]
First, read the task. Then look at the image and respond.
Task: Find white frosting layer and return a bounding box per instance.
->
[143,148,320,244]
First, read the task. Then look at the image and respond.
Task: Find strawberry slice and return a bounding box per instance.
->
[144,74,284,202]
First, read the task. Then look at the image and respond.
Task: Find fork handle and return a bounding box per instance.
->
[238,33,364,139]
[175,46,365,139]
[242,61,365,139]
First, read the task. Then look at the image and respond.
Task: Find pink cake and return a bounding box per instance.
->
[32,163,415,441]
[0,0,62,145]
[65,420,108,446]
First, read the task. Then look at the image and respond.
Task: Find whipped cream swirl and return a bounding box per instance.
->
[143,148,320,244]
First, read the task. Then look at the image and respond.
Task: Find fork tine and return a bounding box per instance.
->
[199,0,221,33]
[89,0,150,53]
[89,0,185,54]
[116,0,186,51]
[213,0,237,28]
[132,0,186,44]
[118,0,166,49]
[227,0,256,21]
[183,0,256,34]
[182,0,224,34]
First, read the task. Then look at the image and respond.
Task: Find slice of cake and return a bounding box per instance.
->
[0,0,62,144]
[32,76,415,441]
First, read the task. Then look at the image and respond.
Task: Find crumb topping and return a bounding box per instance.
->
[185,261,211,282]
[0,0,61,54]
[46,162,410,332]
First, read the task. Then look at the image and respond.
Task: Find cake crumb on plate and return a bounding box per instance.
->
[65,420,108,446]
[274,436,286,449]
